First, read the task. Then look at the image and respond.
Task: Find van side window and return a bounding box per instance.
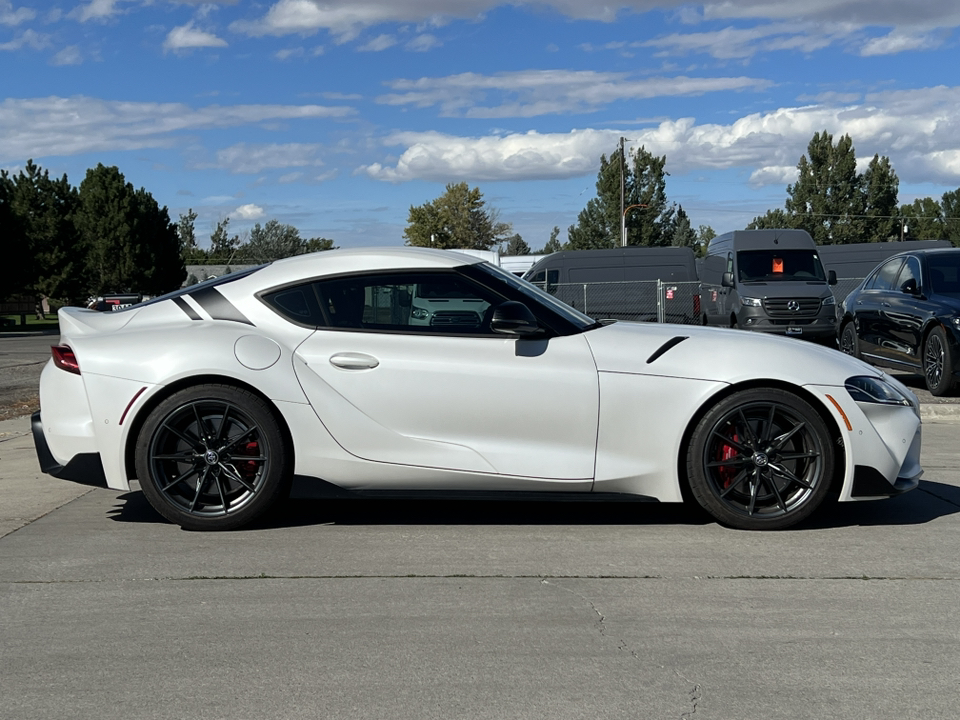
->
[726,254,734,274]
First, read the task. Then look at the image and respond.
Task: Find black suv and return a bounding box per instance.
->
[838,248,960,395]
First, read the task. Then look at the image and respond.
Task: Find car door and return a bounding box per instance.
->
[290,270,600,481]
[855,258,903,359]
[878,256,928,368]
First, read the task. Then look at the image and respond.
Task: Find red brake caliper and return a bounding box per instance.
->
[238,441,260,481]
[717,432,739,489]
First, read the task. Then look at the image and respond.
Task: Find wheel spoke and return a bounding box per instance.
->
[191,403,210,444]
[767,462,813,490]
[770,421,806,451]
[216,404,231,442]
[220,426,259,454]
[710,430,751,455]
[778,451,820,462]
[218,462,257,492]
[152,450,196,462]
[763,474,789,513]
[718,468,750,498]
[706,456,750,469]
[162,422,203,451]
[189,468,211,511]
[214,473,230,513]
[762,404,777,444]
[746,473,759,515]
[160,466,199,492]
[737,408,760,446]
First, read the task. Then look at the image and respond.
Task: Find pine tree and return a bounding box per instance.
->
[861,154,900,241]
[178,209,208,264]
[209,217,240,262]
[670,205,697,248]
[537,226,563,254]
[503,233,531,255]
[899,197,944,240]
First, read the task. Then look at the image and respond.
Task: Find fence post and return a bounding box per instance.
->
[656,280,665,323]
[583,284,588,316]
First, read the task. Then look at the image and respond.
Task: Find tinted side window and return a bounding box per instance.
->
[896,257,921,291]
[314,272,496,334]
[867,259,903,291]
[261,283,323,327]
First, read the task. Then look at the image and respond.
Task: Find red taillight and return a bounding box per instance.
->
[51,345,81,375]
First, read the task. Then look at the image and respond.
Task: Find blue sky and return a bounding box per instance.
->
[2,1,960,250]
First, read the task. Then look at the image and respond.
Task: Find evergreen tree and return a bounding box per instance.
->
[899,197,944,240]
[0,170,22,298]
[305,237,337,252]
[536,226,563,254]
[209,217,240,262]
[8,160,85,302]
[568,145,673,249]
[785,131,864,244]
[669,205,697,248]
[239,220,306,263]
[178,209,208,264]
[861,154,900,241]
[76,163,184,295]
[502,233,531,255]
[747,208,793,230]
[404,182,511,250]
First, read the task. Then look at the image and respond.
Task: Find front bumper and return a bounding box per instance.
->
[32,411,107,487]
[736,306,837,338]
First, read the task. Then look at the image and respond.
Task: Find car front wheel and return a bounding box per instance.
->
[686,389,835,530]
[135,385,291,530]
[839,322,860,359]
[923,326,957,396]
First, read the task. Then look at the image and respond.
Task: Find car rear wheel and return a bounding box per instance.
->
[135,385,291,530]
[923,326,956,396]
[686,388,834,530]
[839,322,860,359]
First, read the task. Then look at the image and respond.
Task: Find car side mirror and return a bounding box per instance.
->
[721,272,735,288]
[828,270,837,286]
[490,301,541,336]
[900,278,919,295]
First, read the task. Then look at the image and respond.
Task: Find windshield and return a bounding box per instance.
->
[737,249,826,283]
[468,262,599,331]
[928,253,960,298]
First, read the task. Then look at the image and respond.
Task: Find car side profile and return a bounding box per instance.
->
[838,248,960,396]
[33,247,922,532]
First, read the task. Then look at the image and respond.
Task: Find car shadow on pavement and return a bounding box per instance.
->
[107,479,960,531]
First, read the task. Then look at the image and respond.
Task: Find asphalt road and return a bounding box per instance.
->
[1,327,960,719]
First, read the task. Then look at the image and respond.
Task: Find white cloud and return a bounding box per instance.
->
[0,29,49,51]
[0,96,356,162]
[361,86,960,185]
[164,22,228,52]
[213,142,326,173]
[860,31,943,56]
[50,45,83,65]
[357,33,396,51]
[405,33,440,51]
[377,70,772,118]
[235,203,265,220]
[641,22,846,59]
[0,1,35,26]
[73,0,127,23]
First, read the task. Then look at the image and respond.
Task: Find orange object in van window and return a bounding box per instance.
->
[772,257,784,273]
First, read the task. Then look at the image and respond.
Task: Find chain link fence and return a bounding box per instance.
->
[535,278,867,326]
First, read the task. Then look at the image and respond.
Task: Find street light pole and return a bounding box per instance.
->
[622,204,648,247]
[619,136,626,247]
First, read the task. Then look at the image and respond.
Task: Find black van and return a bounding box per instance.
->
[522,247,699,323]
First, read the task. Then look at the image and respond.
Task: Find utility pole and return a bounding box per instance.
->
[619,137,626,247]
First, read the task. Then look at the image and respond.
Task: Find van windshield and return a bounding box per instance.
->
[737,249,826,283]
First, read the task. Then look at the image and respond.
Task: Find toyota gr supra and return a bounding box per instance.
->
[33,247,922,531]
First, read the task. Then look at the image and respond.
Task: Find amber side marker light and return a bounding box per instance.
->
[51,345,81,375]
[825,394,853,432]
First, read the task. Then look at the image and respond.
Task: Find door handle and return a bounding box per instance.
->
[329,352,379,370]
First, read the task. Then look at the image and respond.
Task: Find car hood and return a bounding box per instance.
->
[583,321,880,387]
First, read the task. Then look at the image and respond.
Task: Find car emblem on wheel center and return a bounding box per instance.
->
[787,300,800,312]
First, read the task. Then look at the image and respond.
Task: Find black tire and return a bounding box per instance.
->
[839,322,860,359]
[923,326,956,397]
[135,384,291,530]
[686,388,834,530]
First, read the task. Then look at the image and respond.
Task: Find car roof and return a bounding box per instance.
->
[250,246,484,288]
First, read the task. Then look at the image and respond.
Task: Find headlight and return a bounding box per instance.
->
[845,376,912,406]
[823,296,836,306]
[741,296,762,307]
[411,307,430,320]
[951,317,960,328]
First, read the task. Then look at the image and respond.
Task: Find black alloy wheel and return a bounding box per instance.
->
[923,326,956,397]
[686,389,834,530]
[839,322,860,359]
[135,385,290,530]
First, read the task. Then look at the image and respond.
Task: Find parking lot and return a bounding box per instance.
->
[2,332,959,719]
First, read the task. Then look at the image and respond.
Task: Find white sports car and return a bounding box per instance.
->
[33,247,922,531]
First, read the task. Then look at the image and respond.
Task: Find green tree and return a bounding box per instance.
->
[305,237,338,253]
[535,226,563,254]
[178,209,208,264]
[747,208,794,230]
[1,170,23,298]
[502,233,531,255]
[861,154,900,241]
[238,220,307,263]
[899,197,944,240]
[942,189,960,246]
[567,145,673,250]
[669,205,697,248]
[404,182,511,250]
[8,160,85,302]
[785,131,864,244]
[695,224,716,258]
[76,163,184,296]
[209,217,240,262]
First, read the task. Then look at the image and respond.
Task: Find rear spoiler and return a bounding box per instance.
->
[58,306,140,339]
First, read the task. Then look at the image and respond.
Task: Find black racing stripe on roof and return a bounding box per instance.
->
[189,286,254,326]
[172,296,202,321]
[646,336,689,364]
